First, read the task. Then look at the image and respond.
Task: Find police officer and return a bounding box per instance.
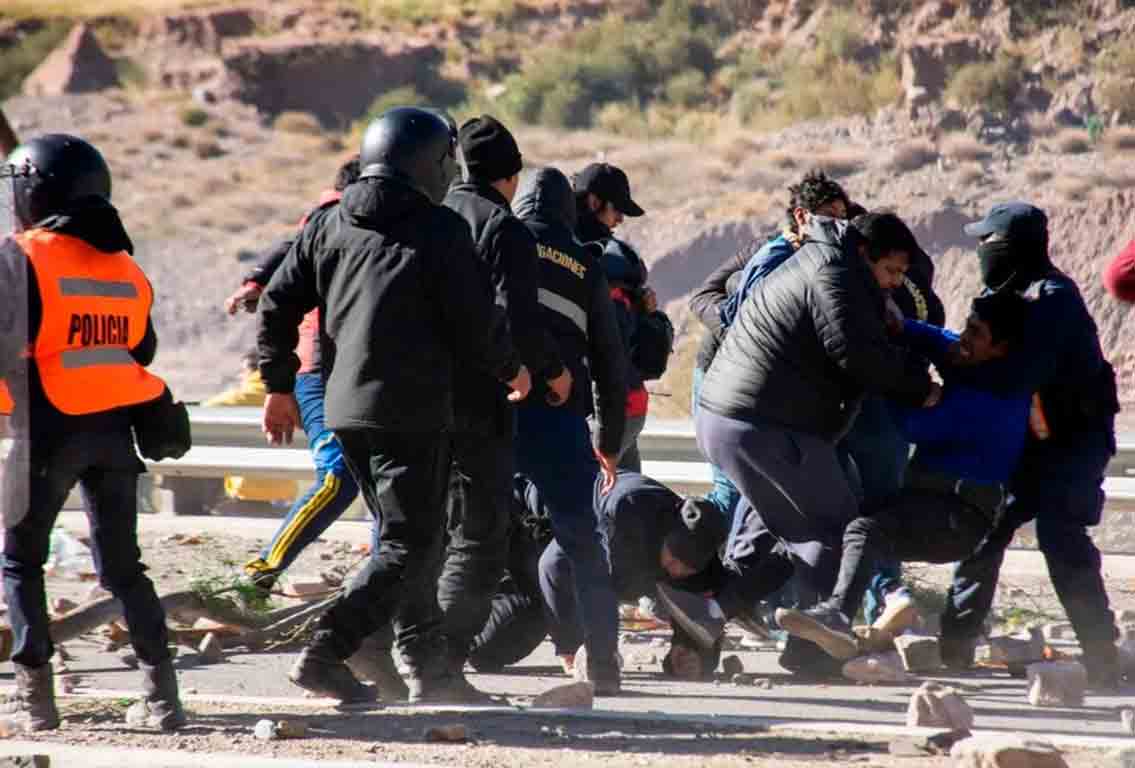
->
[513,166,628,694]
[940,202,1122,688]
[437,116,570,698]
[0,135,185,730]
[258,108,531,703]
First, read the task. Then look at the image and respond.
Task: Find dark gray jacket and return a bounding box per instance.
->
[698,217,932,441]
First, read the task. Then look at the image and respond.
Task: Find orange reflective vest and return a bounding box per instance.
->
[16,229,165,416]
[0,380,11,415]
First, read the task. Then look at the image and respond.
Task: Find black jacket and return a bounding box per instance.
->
[257,175,520,432]
[444,180,564,435]
[575,206,612,245]
[595,471,681,601]
[514,169,627,456]
[699,217,932,441]
[0,204,157,442]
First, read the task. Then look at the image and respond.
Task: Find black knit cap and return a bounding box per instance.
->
[458,115,523,182]
[664,497,728,572]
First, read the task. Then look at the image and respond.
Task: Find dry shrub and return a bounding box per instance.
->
[178,106,209,128]
[942,135,992,163]
[813,150,867,178]
[1105,127,1135,153]
[193,140,225,160]
[273,111,322,136]
[142,129,164,143]
[764,150,798,171]
[716,132,764,167]
[169,134,191,149]
[1025,168,1054,186]
[888,140,939,173]
[1054,175,1091,201]
[705,189,775,221]
[1052,129,1091,155]
[957,165,985,186]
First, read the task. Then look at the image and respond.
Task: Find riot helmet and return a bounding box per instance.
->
[358,107,457,204]
[5,134,111,230]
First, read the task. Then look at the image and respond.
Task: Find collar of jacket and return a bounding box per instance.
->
[801,215,851,249]
[34,198,134,255]
[576,208,613,244]
[341,175,430,226]
[452,179,512,212]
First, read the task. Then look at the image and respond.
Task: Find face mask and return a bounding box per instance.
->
[977,239,1019,290]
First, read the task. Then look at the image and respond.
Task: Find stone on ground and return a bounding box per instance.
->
[842,651,910,684]
[197,632,224,663]
[894,634,942,672]
[0,757,50,768]
[424,724,468,743]
[976,628,1045,667]
[906,680,973,729]
[531,681,595,709]
[1025,661,1086,707]
[721,654,744,676]
[951,734,1068,768]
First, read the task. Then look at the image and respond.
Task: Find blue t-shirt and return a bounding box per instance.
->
[891,320,1030,485]
[719,234,796,329]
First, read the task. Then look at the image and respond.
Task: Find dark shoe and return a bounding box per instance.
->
[940,636,977,672]
[775,605,858,661]
[731,611,771,641]
[777,635,845,679]
[654,583,724,650]
[346,630,409,702]
[0,663,60,731]
[1084,643,1121,692]
[290,647,378,704]
[408,670,500,705]
[587,654,621,697]
[126,660,188,731]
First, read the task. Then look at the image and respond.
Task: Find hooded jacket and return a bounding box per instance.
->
[514,168,627,456]
[699,216,932,440]
[444,179,564,435]
[0,202,158,442]
[257,175,520,432]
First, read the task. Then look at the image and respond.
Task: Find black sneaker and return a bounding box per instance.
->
[775,605,858,661]
[940,636,977,672]
[778,635,846,679]
[731,611,771,641]
[289,647,379,704]
[654,583,724,650]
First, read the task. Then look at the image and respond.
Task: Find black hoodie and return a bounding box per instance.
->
[0,202,157,442]
[514,169,627,456]
[258,175,521,433]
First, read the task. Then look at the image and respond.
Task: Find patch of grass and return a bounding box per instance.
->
[179,106,210,128]
[945,53,1024,115]
[3,0,229,18]
[193,139,225,159]
[941,135,992,163]
[114,56,147,90]
[358,0,519,26]
[0,20,73,99]
[813,150,867,178]
[1096,40,1135,120]
[273,111,323,135]
[764,150,798,171]
[1052,129,1092,155]
[888,139,938,172]
[1025,168,1054,185]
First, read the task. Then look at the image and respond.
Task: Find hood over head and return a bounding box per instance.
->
[514,167,576,230]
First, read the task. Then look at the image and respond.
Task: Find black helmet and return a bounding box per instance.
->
[358,107,457,204]
[5,134,111,229]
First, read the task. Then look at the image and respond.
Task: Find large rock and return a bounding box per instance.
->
[951,734,1069,768]
[900,35,990,103]
[906,681,974,730]
[894,635,942,673]
[1025,661,1086,707]
[531,681,594,710]
[975,628,1045,668]
[842,652,911,684]
[140,9,258,55]
[22,24,118,97]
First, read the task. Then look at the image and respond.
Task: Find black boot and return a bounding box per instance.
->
[126,660,187,731]
[1083,641,1121,692]
[290,646,379,705]
[346,627,409,702]
[586,652,621,697]
[0,663,60,731]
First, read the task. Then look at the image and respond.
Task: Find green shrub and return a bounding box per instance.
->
[114,56,147,90]
[1096,40,1135,119]
[945,54,1024,114]
[273,111,322,135]
[0,21,72,99]
[359,85,428,125]
[179,106,210,128]
[665,70,709,109]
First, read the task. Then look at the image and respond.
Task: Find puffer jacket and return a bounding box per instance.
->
[698,216,933,441]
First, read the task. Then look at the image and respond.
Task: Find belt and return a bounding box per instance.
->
[904,468,1006,520]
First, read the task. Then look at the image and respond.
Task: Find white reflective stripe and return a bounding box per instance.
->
[58,278,138,298]
[538,288,587,335]
[61,347,134,369]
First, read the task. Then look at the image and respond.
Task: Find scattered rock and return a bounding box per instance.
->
[1026,661,1086,707]
[281,577,330,600]
[253,719,277,741]
[894,634,942,672]
[22,24,119,97]
[197,632,224,664]
[906,681,974,730]
[275,720,307,739]
[900,34,990,103]
[49,598,77,616]
[976,628,1045,668]
[531,681,595,710]
[721,655,744,677]
[424,724,468,743]
[731,673,754,686]
[951,733,1069,768]
[0,756,50,767]
[1120,708,1135,735]
[842,652,911,684]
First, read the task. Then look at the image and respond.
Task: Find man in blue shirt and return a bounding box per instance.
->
[775,291,1031,660]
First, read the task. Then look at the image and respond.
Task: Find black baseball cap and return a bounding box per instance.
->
[574,163,644,217]
[964,201,1048,242]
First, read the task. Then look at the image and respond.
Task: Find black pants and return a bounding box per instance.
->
[314,430,450,677]
[826,490,991,619]
[3,430,170,668]
[436,432,514,665]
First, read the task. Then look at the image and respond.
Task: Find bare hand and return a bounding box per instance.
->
[641,286,658,314]
[596,450,618,495]
[545,367,574,406]
[263,392,300,445]
[884,296,904,336]
[224,283,262,315]
[506,365,532,403]
[922,382,943,408]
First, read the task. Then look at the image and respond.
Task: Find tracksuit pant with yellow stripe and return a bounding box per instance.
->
[245,374,359,584]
